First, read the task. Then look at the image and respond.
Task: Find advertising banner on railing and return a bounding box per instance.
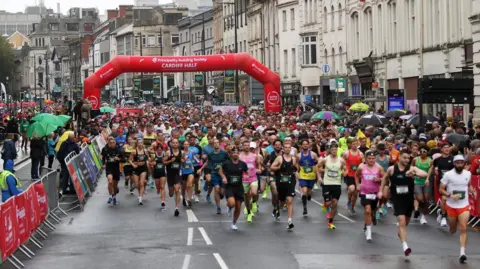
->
[73,154,94,192]
[66,161,86,203]
[90,140,102,170]
[14,192,30,245]
[25,187,39,232]
[84,147,99,179]
[470,176,480,217]
[34,183,48,223]
[87,144,101,171]
[0,197,19,262]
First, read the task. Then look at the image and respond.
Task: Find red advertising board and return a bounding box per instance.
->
[14,193,30,245]
[34,183,48,223]
[0,198,19,262]
[115,108,143,117]
[470,176,480,217]
[67,161,85,203]
[25,187,39,232]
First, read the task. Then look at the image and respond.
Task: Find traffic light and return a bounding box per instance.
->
[1,92,5,100]
[20,92,25,100]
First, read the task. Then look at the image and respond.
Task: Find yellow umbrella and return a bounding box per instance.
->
[55,130,74,152]
[349,103,370,112]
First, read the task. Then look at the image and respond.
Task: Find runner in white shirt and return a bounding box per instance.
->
[440,155,476,264]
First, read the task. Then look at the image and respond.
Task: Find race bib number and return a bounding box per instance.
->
[365,194,377,200]
[304,166,313,173]
[364,175,375,181]
[396,185,409,194]
[108,157,116,163]
[351,165,358,171]
[259,176,267,181]
[230,176,241,184]
[156,164,164,169]
[327,170,338,178]
[280,175,290,183]
[453,190,466,200]
[184,164,192,169]
[247,163,255,169]
[214,163,222,170]
[172,163,180,169]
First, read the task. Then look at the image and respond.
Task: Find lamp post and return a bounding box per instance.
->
[5,76,9,113]
[223,1,239,103]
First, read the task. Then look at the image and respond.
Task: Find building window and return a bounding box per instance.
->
[191,34,193,44]
[50,23,59,31]
[331,6,335,31]
[142,36,146,47]
[147,35,155,47]
[84,23,93,32]
[283,50,288,77]
[292,48,296,76]
[313,0,317,22]
[338,46,343,73]
[377,5,382,54]
[290,8,295,30]
[351,12,360,58]
[158,35,163,47]
[239,41,242,52]
[388,1,397,52]
[171,34,179,44]
[433,0,440,45]
[301,36,317,65]
[364,8,373,54]
[324,49,328,67]
[135,37,139,47]
[338,3,342,28]
[323,7,328,32]
[304,0,309,24]
[331,48,335,73]
[409,0,416,49]
[282,10,287,31]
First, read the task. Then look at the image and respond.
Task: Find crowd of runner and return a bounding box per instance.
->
[95,104,477,264]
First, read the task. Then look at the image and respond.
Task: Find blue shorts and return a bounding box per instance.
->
[299,179,315,189]
[211,174,224,188]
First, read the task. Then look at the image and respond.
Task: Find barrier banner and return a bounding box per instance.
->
[470,175,480,217]
[25,187,38,232]
[86,145,100,174]
[97,135,107,149]
[88,144,102,169]
[14,193,30,245]
[34,183,48,223]
[81,149,97,183]
[73,153,94,192]
[0,198,19,262]
[67,161,85,203]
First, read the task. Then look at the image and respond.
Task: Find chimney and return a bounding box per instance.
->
[118,5,130,18]
[57,3,60,14]
[107,9,119,20]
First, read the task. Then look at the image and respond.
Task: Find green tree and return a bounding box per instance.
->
[0,36,15,84]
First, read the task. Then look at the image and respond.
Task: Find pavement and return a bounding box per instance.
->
[1,176,480,269]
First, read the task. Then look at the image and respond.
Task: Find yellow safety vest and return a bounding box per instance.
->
[0,171,22,191]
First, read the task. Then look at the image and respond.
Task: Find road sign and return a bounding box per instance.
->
[321,64,330,73]
[305,95,312,104]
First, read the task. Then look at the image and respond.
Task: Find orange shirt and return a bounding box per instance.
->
[390,148,399,164]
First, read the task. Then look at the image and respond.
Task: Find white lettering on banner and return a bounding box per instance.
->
[99,68,114,79]
[267,91,281,106]
[252,63,266,75]
[17,208,26,218]
[152,57,208,64]
[161,63,198,69]
[86,95,99,109]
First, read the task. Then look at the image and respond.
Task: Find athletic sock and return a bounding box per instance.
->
[328,218,333,223]
[301,195,307,206]
[461,247,466,256]
[402,242,409,251]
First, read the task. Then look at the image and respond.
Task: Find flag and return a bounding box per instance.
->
[356,129,371,148]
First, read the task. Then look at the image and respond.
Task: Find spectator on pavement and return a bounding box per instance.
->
[47,133,56,169]
[57,132,81,198]
[1,133,17,170]
[30,133,46,179]
[0,160,22,202]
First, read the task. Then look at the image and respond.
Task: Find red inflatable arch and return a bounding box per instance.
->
[83,53,281,112]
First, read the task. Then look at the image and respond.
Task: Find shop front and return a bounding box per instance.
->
[281,82,301,105]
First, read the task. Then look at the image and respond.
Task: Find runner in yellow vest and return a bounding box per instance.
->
[0,160,23,202]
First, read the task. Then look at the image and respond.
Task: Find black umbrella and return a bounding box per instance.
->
[384,109,407,118]
[299,112,314,121]
[406,114,439,125]
[356,113,389,126]
[446,133,468,146]
[305,103,321,112]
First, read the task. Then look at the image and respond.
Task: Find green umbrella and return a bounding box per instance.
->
[311,111,342,121]
[32,113,64,126]
[57,115,72,124]
[100,106,116,113]
[26,122,57,138]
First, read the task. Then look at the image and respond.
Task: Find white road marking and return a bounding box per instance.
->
[198,227,213,245]
[186,209,199,222]
[295,189,355,223]
[15,159,31,170]
[196,220,352,224]
[213,253,229,269]
[187,227,193,246]
[182,254,191,269]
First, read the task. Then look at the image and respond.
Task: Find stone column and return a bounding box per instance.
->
[470,0,480,124]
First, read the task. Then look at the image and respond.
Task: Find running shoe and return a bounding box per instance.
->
[386,201,393,208]
[436,209,442,223]
[252,202,258,213]
[174,208,180,217]
[231,223,238,231]
[244,206,248,215]
[440,217,447,227]
[382,205,388,216]
[182,198,187,207]
[161,202,166,212]
[206,195,212,204]
[346,200,351,209]
[303,207,308,216]
[216,207,222,215]
[314,183,319,190]
[349,208,356,216]
[187,200,193,207]
[321,203,327,213]
[112,197,117,205]
[124,182,128,189]
[247,213,253,223]
[262,191,268,200]
[420,215,427,225]
[328,222,336,230]
[107,197,113,204]
[193,195,199,203]
[413,210,420,219]
[404,247,412,256]
[275,209,280,220]
[375,211,381,221]
[272,209,276,218]
[459,255,467,264]
[287,221,294,230]
[138,197,143,205]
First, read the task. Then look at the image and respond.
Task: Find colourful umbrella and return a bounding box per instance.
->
[348,103,370,112]
[100,106,116,113]
[26,122,57,138]
[57,115,72,124]
[311,111,342,121]
[32,113,64,126]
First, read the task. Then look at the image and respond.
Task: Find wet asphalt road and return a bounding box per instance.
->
[2,175,480,269]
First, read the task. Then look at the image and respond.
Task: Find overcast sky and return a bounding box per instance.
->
[0,0,171,14]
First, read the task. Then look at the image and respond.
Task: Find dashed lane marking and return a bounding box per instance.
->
[182,254,191,269]
[187,227,193,246]
[187,209,199,222]
[295,189,356,223]
[198,227,213,245]
[213,253,229,269]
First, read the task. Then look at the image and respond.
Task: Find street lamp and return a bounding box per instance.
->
[222,1,239,103]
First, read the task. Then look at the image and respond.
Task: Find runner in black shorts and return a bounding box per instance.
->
[151,143,167,211]
[270,142,297,230]
[164,138,183,217]
[129,139,149,205]
[219,146,248,231]
[102,137,122,205]
[122,137,136,193]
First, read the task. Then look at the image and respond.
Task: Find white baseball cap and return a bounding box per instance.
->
[249,142,257,149]
[453,155,465,162]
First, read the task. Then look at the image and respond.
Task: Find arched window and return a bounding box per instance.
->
[331,48,336,73]
[351,12,360,58]
[364,8,373,54]
[388,1,397,52]
[323,7,328,32]
[331,5,335,30]
[324,49,328,67]
[338,46,343,73]
[377,5,382,53]
[338,3,342,28]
